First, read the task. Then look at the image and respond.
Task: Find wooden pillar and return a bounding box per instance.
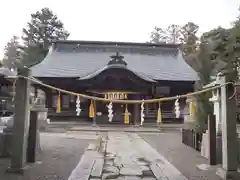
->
[146,103,149,116]
[217,76,240,179]
[9,68,31,173]
[27,111,38,163]
[42,87,51,109]
[133,104,140,125]
[208,114,217,165]
[34,86,38,98]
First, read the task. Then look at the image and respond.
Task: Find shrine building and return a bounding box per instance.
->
[30,40,198,124]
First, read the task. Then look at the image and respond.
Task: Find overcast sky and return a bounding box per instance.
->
[0,0,239,58]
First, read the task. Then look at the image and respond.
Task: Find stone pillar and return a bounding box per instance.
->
[27,105,48,163]
[9,68,31,173]
[217,76,240,179]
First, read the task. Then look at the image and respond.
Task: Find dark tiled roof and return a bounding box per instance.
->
[31,40,198,81]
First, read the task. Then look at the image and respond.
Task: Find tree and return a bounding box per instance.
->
[191,40,216,132]
[234,6,240,26]
[149,24,182,44]
[203,26,240,81]
[181,22,199,56]
[179,22,199,70]
[2,36,21,70]
[149,27,167,44]
[165,24,182,44]
[20,7,70,66]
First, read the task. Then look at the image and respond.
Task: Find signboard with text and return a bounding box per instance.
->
[104,92,128,100]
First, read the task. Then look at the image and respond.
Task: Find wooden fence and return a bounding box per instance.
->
[182,129,202,152]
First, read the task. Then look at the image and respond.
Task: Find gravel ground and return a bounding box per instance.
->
[141,132,222,180]
[0,132,99,180]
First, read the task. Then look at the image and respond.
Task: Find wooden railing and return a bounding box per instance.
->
[144,109,183,119]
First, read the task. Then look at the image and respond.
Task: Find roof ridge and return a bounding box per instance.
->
[53,40,180,48]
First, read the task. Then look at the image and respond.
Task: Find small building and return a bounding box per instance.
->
[0,67,17,116]
[31,40,198,124]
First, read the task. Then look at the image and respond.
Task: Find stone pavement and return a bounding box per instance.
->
[0,132,101,180]
[71,132,188,180]
[103,132,187,180]
[141,132,222,180]
[0,131,225,180]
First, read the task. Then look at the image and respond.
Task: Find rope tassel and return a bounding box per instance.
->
[124,105,129,124]
[157,102,162,123]
[76,96,81,116]
[107,101,114,122]
[56,92,61,113]
[189,102,195,118]
[89,100,95,118]
[140,100,145,126]
[174,97,180,118]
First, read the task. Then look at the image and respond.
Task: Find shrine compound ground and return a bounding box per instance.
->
[0,127,222,180]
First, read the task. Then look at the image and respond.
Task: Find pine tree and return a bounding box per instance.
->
[21,7,69,66]
[2,36,21,70]
[181,22,199,56]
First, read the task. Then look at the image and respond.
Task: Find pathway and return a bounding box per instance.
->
[69,132,187,180]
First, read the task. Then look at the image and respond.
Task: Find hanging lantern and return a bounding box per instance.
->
[56,92,61,113]
[107,101,114,122]
[76,96,81,116]
[189,101,195,117]
[174,97,180,118]
[157,102,162,123]
[140,100,145,126]
[124,105,129,124]
[89,100,95,118]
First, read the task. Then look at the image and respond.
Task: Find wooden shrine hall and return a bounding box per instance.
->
[30,40,198,124]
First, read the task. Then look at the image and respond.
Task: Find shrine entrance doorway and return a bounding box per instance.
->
[112,103,124,124]
[79,52,156,125]
[103,92,131,124]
